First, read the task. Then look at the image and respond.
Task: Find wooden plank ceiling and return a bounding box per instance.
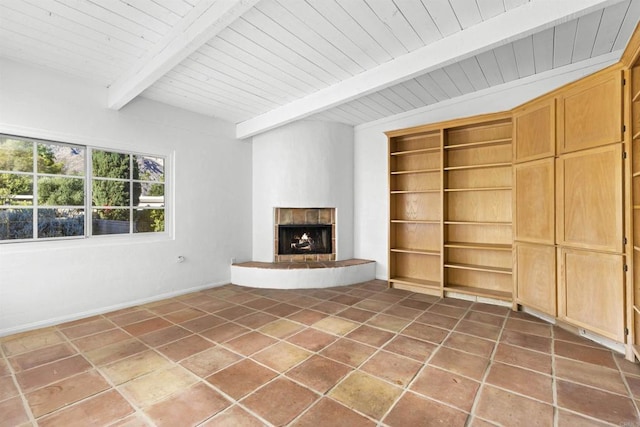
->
[0,0,638,138]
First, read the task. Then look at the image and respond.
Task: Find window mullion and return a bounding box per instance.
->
[130,155,133,234]
[32,141,37,239]
[86,147,92,237]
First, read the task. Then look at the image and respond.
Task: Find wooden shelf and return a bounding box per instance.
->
[390,247,440,255]
[391,147,440,156]
[444,221,512,226]
[444,138,511,150]
[444,284,512,301]
[391,219,440,224]
[444,262,512,274]
[444,162,511,171]
[390,276,441,289]
[444,187,511,192]
[444,242,512,251]
[634,130,640,140]
[391,168,440,175]
[633,171,640,178]
[389,116,512,303]
[633,90,640,102]
[391,189,440,194]
[634,246,640,252]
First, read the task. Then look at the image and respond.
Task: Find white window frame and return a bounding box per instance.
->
[0,134,170,243]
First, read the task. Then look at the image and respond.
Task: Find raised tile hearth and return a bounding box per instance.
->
[231,259,376,289]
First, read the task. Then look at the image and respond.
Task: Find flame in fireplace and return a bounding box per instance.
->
[291,232,313,251]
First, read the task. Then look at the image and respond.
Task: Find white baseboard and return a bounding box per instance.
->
[0,280,229,338]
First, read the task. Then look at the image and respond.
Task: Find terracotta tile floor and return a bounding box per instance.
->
[2,280,640,426]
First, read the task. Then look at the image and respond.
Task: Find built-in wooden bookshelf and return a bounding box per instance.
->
[630,63,640,358]
[443,118,513,301]
[387,116,514,301]
[388,130,442,295]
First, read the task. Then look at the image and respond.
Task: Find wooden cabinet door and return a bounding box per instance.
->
[556,144,623,252]
[557,70,623,154]
[514,158,554,245]
[513,99,555,163]
[558,248,625,342]
[516,243,556,316]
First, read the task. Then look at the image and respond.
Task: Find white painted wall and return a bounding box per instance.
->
[0,59,252,336]
[252,121,354,262]
[353,53,621,280]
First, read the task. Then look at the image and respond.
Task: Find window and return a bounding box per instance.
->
[0,134,166,242]
[91,149,165,235]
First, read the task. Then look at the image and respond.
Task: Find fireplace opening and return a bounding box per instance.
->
[278,224,332,255]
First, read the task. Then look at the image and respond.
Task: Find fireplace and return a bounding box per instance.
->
[278,224,332,255]
[274,207,336,262]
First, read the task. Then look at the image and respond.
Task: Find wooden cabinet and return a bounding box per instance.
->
[514,99,555,163]
[556,144,623,253]
[513,98,557,316]
[558,248,625,342]
[514,158,555,245]
[443,118,513,301]
[510,68,626,337]
[553,69,626,343]
[513,157,556,316]
[515,243,556,315]
[388,130,442,295]
[557,71,623,154]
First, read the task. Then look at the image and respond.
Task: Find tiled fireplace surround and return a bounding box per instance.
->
[274,208,336,263]
[231,206,373,288]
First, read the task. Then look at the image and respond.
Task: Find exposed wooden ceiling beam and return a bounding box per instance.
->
[236,0,625,139]
[108,0,260,110]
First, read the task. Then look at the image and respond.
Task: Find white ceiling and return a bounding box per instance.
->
[1,0,639,138]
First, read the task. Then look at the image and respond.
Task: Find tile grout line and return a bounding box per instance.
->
[189,285,383,426]
[282,292,409,426]
[277,289,437,426]
[152,288,283,423]
[549,326,622,427]
[105,293,290,427]
[551,324,559,427]
[464,303,510,426]
[57,304,272,426]
[0,338,38,426]
[613,351,640,417]
[55,316,161,427]
[348,293,443,427]
[8,321,133,426]
[376,295,477,426]
[245,283,398,426]
[138,301,294,427]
